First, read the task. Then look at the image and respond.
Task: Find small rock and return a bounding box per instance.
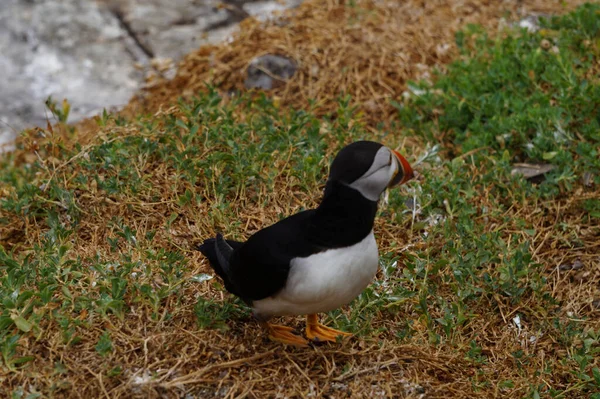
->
[572,260,584,270]
[244,54,297,90]
[511,163,555,182]
[592,299,600,310]
[559,260,584,272]
[243,0,303,22]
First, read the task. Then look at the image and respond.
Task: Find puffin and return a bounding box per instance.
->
[198,141,414,346]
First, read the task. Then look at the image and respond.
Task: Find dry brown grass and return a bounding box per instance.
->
[129,1,587,125]
[68,0,591,145]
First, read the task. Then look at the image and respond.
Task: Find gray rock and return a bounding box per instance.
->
[511,163,555,182]
[243,0,304,21]
[0,0,141,150]
[245,54,297,90]
[0,0,304,152]
[108,0,238,61]
[559,260,584,272]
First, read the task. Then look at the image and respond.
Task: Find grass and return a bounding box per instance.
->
[395,7,600,195]
[1,2,600,398]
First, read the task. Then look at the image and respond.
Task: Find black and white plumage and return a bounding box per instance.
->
[198,141,414,346]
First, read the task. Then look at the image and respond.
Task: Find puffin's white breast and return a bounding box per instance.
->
[253,231,379,319]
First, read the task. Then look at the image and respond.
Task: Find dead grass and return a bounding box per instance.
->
[68,0,591,146]
[129,0,588,125]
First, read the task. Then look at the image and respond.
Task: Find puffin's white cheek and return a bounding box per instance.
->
[349,168,390,201]
[367,168,390,192]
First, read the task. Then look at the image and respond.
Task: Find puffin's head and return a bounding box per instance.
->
[327,141,414,201]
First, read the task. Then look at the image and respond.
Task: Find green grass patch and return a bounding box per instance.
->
[395,3,600,196]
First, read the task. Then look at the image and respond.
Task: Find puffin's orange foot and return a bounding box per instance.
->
[264,322,309,347]
[306,314,352,343]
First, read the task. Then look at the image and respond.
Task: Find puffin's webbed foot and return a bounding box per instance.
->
[306,314,352,343]
[262,322,309,347]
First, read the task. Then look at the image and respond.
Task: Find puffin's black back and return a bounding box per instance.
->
[199,140,383,303]
[220,181,377,302]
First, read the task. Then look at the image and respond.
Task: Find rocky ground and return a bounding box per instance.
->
[0,0,302,151]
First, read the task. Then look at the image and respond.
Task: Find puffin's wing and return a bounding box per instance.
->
[230,210,321,301]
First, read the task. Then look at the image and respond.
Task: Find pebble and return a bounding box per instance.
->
[244,54,298,90]
[559,259,584,272]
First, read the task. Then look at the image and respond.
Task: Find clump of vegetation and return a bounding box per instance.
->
[0,2,599,398]
[397,4,600,195]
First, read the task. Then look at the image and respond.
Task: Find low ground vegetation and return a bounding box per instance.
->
[1,2,599,398]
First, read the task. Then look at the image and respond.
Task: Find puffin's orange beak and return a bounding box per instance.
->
[391,150,414,186]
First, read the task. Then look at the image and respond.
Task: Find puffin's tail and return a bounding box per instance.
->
[197,234,243,296]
